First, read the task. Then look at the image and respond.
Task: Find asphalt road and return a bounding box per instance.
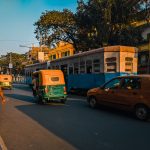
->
[0,84,150,150]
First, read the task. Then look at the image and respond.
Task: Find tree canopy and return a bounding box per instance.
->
[34,9,78,50]
[34,0,150,52]
[0,53,27,75]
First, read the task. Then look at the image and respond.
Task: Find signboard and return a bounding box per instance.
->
[38,52,44,62]
[9,63,13,69]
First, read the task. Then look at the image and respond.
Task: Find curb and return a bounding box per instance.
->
[0,136,7,150]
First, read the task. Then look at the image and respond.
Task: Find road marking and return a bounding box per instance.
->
[0,136,7,150]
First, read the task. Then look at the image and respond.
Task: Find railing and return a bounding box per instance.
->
[13,76,26,84]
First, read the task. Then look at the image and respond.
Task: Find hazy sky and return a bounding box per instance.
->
[0,0,79,56]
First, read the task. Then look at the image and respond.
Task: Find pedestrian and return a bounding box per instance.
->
[32,75,37,97]
[0,86,5,104]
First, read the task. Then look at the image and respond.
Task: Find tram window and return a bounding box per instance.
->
[61,65,68,75]
[125,57,133,73]
[80,61,85,74]
[69,67,73,74]
[105,57,117,72]
[74,63,79,74]
[106,57,116,62]
[86,60,92,74]
[106,63,116,72]
[93,59,100,73]
[125,57,133,61]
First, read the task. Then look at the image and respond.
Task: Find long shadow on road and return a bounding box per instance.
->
[5,93,34,103]
[13,84,32,92]
[15,98,150,150]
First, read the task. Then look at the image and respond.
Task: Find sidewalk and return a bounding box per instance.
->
[0,136,7,150]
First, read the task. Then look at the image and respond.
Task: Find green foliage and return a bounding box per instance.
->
[34,0,150,52]
[34,9,78,50]
[76,0,148,49]
[0,53,27,75]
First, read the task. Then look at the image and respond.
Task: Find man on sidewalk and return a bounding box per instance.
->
[0,86,5,104]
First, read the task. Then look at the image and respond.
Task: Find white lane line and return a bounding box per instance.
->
[0,136,7,150]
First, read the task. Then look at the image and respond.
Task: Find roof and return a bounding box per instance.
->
[51,45,137,63]
[117,74,150,79]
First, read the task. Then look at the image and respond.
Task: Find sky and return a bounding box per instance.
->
[0,0,79,56]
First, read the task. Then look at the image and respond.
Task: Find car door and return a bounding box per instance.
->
[118,77,142,107]
[96,78,123,106]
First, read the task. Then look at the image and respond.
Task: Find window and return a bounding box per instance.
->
[106,57,117,72]
[74,63,79,74]
[69,67,73,74]
[50,54,56,60]
[104,78,121,89]
[61,65,68,75]
[52,54,56,60]
[121,78,141,90]
[62,51,70,57]
[86,60,92,74]
[51,77,59,82]
[93,59,100,73]
[125,57,133,73]
[80,61,85,74]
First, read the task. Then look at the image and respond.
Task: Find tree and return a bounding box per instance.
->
[76,0,148,49]
[0,53,27,75]
[34,9,79,50]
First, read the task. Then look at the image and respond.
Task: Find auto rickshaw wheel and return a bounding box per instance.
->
[61,98,67,104]
[37,95,45,105]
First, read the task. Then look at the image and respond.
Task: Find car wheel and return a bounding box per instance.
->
[89,96,97,108]
[135,105,148,121]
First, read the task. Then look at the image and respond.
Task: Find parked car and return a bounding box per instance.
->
[87,75,150,121]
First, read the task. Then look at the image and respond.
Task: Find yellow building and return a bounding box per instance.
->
[28,46,50,62]
[28,41,74,63]
[49,41,74,61]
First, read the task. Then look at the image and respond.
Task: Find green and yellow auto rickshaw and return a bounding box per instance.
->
[0,74,13,89]
[33,70,67,104]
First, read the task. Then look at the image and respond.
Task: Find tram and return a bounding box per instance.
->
[25,45,138,93]
[24,61,50,84]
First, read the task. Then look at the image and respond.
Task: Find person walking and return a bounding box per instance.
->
[0,86,5,104]
[32,75,37,97]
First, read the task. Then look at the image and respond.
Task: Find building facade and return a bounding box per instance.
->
[28,41,74,63]
[49,41,74,61]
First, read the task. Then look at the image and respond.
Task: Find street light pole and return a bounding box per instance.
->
[9,52,12,75]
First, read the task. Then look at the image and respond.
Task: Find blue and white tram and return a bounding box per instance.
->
[24,61,50,84]
[50,45,138,92]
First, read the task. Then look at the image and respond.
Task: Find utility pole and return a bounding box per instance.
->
[9,52,13,75]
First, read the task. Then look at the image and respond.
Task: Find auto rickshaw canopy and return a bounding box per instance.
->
[0,74,12,82]
[33,70,65,86]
